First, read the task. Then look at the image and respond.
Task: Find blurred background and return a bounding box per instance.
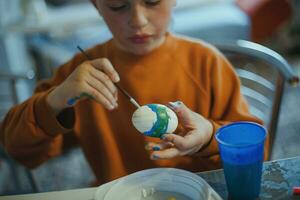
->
[0,0,300,196]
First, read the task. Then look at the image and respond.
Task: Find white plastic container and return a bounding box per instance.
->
[94,168,222,200]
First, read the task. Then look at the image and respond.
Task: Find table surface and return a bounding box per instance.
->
[199,156,300,199]
[0,156,300,200]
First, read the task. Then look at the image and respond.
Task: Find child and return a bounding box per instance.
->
[0,0,262,185]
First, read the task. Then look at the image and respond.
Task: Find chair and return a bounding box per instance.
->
[214,40,299,159]
[0,71,35,119]
[0,70,39,194]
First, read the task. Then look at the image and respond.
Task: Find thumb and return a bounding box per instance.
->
[167,101,197,129]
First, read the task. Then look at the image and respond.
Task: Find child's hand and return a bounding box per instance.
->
[146,101,213,160]
[47,58,120,115]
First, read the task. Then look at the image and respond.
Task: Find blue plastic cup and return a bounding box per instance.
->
[215,121,267,200]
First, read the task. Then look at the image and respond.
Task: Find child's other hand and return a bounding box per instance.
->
[47,58,120,115]
[146,101,213,160]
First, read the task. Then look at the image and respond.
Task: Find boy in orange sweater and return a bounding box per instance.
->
[0,0,261,184]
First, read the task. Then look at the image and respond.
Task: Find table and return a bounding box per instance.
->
[200,156,300,199]
[1,156,300,200]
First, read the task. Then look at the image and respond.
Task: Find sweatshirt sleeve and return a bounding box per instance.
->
[197,47,266,159]
[0,53,84,169]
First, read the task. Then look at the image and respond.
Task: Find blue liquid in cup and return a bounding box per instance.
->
[216,122,267,200]
[223,160,263,200]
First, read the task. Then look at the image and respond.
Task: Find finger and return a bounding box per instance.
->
[163,133,201,150]
[167,101,191,118]
[86,75,118,107]
[151,144,202,160]
[145,141,174,151]
[167,101,196,129]
[84,82,116,110]
[89,66,118,99]
[151,148,180,160]
[91,58,120,83]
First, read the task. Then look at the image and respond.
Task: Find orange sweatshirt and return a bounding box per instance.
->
[0,33,262,184]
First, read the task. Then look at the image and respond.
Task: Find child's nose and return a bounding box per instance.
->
[128,5,148,29]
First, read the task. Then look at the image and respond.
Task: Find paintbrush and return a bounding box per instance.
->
[77,46,141,108]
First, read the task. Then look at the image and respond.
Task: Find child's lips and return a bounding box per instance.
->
[128,34,152,44]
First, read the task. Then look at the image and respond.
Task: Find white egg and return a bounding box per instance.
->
[132,104,178,138]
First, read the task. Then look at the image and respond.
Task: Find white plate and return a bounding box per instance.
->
[94,168,222,200]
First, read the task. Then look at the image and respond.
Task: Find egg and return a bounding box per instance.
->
[132,104,178,138]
